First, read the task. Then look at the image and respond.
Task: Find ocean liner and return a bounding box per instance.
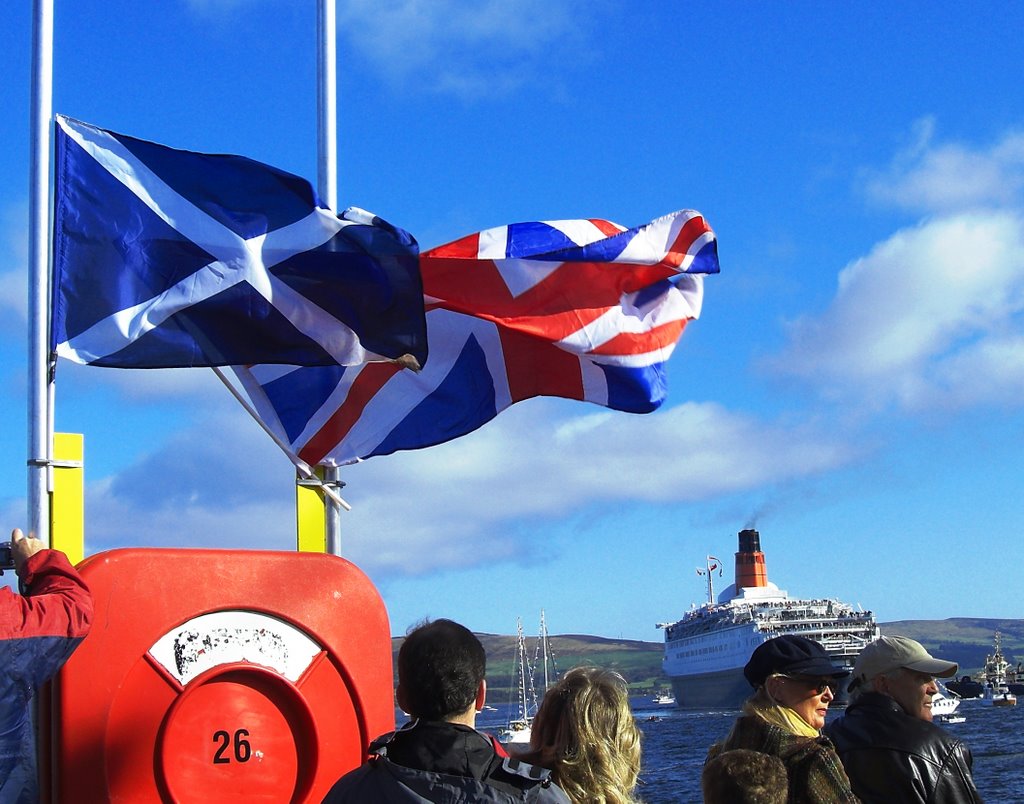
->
[659,529,879,709]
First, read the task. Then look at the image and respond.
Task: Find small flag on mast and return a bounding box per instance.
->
[51,116,427,370]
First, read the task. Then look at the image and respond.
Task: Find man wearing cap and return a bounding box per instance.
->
[825,636,982,803]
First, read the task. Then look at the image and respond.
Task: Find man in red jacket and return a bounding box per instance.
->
[0,528,93,803]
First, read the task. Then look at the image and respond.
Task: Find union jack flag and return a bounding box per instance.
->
[231,209,719,467]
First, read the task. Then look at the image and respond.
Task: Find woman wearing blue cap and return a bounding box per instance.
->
[703,635,859,803]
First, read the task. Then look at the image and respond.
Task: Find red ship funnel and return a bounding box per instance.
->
[735,528,769,589]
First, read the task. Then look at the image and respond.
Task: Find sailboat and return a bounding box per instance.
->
[499,611,558,745]
[500,619,536,745]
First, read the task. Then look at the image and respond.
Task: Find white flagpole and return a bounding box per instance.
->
[317,0,337,213]
[316,0,343,557]
[28,0,55,545]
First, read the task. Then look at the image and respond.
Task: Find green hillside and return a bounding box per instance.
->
[387,618,1022,697]
[878,618,1023,675]
[391,632,666,697]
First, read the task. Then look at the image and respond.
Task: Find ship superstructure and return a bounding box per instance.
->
[659,529,878,709]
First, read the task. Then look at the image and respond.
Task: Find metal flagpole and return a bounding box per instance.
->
[28,0,55,545]
[316,0,344,557]
[317,0,337,212]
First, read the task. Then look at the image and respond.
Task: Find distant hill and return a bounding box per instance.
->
[387,618,1022,697]
[878,618,1023,674]
[391,632,665,697]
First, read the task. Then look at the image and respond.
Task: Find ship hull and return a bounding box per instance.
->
[669,667,752,709]
[946,678,984,699]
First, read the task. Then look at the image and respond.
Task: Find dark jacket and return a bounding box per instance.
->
[322,719,571,803]
[0,550,93,803]
[825,692,982,804]
[707,713,859,803]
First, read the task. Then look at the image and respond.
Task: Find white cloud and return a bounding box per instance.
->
[336,0,596,97]
[865,117,1024,214]
[771,211,1024,412]
[60,397,855,576]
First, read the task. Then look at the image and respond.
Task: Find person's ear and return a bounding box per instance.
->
[765,676,783,700]
[475,679,487,712]
[396,683,409,713]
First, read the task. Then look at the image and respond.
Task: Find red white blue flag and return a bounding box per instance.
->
[51,116,427,369]
[231,210,718,467]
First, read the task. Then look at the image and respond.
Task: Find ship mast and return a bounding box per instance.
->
[696,555,722,605]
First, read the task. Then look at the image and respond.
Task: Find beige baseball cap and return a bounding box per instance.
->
[851,636,957,689]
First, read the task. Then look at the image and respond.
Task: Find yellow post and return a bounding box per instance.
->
[296,468,327,553]
[50,433,85,565]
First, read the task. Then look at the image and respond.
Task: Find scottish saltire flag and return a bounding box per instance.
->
[231,210,718,467]
[51,116,427,369]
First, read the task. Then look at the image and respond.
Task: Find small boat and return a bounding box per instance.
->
[652,692,676,706]
[931,687,960,718]
[501,717,533,746]
[940,715,966,724]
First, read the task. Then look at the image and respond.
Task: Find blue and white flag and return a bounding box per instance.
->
[51,116,427,369]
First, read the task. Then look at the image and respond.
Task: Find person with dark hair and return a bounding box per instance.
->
[322,618,569,803]
[515,667,642,804]
[1,528,93,802]
[705,635,858,803]
[702,749,788,804]
[825,636,982,803]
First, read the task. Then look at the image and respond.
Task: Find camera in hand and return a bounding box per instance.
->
[0,542,14,573]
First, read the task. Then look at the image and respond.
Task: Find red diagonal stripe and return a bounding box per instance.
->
[299,362,402,465]
[587,319,688,357]
[662,215,713,269]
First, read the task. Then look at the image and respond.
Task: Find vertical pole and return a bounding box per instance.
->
[50,433,84,565]
[316,0,342,556]
[28,0,55,545]
[295,469,327,553]
[317,0,338,211]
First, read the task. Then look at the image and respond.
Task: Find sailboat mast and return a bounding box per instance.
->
[540,609,550,691]
[516,618,528,720]
[28,0,55,544]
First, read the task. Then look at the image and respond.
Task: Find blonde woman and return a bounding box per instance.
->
[515,667,642,804]
[705,635,858,803]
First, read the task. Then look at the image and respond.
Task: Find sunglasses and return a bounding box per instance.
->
[781,675,838,695]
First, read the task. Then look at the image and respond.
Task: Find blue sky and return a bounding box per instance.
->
[2,1,1023,641]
